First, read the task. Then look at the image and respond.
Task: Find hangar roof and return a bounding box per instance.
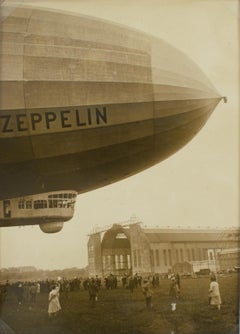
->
[143,228,239,243]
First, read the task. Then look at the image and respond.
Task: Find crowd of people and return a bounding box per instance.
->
[0,271,222,317]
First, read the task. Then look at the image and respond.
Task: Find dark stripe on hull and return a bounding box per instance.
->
[0,105,215,199]
[0,98,220,163]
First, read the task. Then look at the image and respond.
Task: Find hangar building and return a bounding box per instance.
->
[87,222,239,276]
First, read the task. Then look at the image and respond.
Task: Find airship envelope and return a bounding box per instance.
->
[0,5,223,200]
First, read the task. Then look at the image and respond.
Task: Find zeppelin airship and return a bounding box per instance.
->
[0,4,224,232]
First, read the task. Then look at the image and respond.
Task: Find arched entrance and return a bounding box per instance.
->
[101,224,132,276]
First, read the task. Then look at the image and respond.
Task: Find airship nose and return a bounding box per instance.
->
[149,38,222,162]
[152,96,222,162]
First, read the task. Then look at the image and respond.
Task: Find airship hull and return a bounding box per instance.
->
[0,5,222,200]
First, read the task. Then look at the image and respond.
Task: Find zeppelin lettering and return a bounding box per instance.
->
[0,106,108,137]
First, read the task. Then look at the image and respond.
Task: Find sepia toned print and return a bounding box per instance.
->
[0,0,239,333]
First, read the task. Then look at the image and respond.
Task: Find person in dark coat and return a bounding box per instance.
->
[88,279,98,306]
[142,279,153,310]
[16,283,24,304]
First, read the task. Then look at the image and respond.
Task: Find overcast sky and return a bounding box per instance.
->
[0,0,239,270]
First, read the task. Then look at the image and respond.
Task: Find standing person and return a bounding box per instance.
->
[129,276,135,293]
[122,275,127,289]
[88,278,98,306]
[48,284,61,318]
[62,279,70,299]
[16,283,24,305]
[23,283,30,303]
[36,282,41,294]
[209,276,221,310]
[175,273,181,298]
[142,279,152,310]
[169,277,179,299]
[29,282,37,305]
[169,276,179,311]
[175,274,180,289]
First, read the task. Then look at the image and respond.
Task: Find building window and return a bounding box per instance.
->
[108,255,111,268]
[26,200,32,209]
[191,249,195,261]
[151,249,155,267]
[203,248,208,260]
[18,200,25,209]
[120,255,124,269]
[116,233,127,239]
[127,254,131,269]
[198,248,202,261]
[180,249,184,262]
[155,250,160,266]
[187,249,191,261]
[115,255,119,270]
[163,249,167,266]
[168,249,172,265]
[176,249,179,263]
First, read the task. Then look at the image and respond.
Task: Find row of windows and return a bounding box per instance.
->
[18,200,33,209]
[18,198,75,209]
[102,254,131,270]
[48,193,76,199]
[151,248,209,267]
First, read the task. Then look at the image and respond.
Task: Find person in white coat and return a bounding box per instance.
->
[209,276,221,310]
[48,284,61,318]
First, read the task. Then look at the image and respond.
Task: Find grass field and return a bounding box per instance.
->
[0,274,239,334]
